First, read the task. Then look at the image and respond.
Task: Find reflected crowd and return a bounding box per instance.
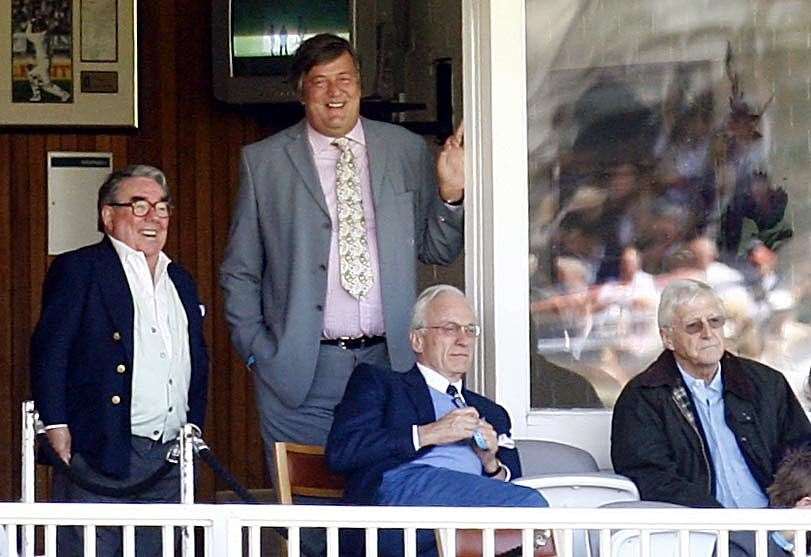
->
[529,43,811,411]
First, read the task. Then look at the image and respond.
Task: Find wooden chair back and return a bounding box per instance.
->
[273,442,345,504]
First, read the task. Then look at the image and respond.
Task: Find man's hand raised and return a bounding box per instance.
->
[436,122,465,204]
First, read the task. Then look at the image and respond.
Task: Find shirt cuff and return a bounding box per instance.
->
[44,424,68,430]
[412,425,421,450]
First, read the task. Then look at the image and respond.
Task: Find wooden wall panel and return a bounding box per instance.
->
[0,0,274,502]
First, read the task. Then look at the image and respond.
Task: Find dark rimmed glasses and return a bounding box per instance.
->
[107,199,172,218]
[679,316,726,335]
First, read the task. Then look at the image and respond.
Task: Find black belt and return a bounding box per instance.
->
[321,335,386,350]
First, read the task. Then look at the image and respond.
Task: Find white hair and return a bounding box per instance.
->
[658,278,724,329]
[410,284,468,330]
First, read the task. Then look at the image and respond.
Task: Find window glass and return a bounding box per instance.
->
[527,0,811,410]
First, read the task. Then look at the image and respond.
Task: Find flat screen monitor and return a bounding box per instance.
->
[212,0,356,104]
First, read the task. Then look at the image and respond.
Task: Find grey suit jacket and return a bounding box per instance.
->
[220,118,463,408]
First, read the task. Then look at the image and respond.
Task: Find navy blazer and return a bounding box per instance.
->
[30,237,209,479]
[326,364,522,505]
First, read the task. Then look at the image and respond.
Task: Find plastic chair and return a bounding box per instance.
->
[515,439,599,475]
[515,473,639,508]
[586,500,714,557]
[514,473,640,557]
[609,529,717,557]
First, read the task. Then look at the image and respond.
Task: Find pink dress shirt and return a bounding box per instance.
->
[307,122,386,338]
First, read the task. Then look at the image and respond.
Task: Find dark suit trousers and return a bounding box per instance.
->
[52,436,180,557]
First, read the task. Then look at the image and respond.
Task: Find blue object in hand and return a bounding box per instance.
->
[446,385,489,450]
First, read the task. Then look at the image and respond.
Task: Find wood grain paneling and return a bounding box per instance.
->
[0,0,464,503]
[0,1,276,502]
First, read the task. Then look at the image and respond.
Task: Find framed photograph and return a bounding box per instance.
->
[0,0,137,127]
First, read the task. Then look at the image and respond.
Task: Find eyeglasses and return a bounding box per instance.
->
[420,323,481,338]
[107,199,172,218]
[679,316,726,335]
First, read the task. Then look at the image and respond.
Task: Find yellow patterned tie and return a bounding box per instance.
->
[333,137,373,299]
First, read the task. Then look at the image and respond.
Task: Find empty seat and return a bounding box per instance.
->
[515,439,599,475]
[514,473,640,557]
[609,529,717,557]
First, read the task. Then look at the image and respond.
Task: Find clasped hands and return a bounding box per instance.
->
[417,406,501,475]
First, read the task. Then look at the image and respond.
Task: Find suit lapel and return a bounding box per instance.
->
[284,121,329,217]
[95,238,134,363]
[361,118,389,209]
[402,365,437,424]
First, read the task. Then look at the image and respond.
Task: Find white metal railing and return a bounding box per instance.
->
[0,504,809,557]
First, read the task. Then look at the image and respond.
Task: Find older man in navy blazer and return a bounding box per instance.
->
[327,285,547,557]
[31,164,209,556]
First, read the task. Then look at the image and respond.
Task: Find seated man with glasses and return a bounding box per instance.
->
[327,284,547,557]
[612,278,811,509]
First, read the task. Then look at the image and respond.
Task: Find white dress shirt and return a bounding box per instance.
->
[109,235,191,442]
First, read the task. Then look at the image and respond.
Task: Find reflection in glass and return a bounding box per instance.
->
[527,0,811,410]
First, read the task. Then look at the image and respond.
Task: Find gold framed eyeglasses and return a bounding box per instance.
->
[420,323,481,338]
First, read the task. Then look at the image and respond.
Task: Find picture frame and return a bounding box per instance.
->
[1,0,137,128]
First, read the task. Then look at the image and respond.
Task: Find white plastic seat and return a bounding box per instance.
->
[515,473,640,508]
[586,500,717,557]
[609,529,717,557]
[514,473,640,557]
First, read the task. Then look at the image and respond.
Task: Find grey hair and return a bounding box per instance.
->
[410,284,468,330]
[658,278,724,329]
[97,164,170,232]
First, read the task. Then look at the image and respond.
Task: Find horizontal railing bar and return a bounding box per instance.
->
[0,503,808,531]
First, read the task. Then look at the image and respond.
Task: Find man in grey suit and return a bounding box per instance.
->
[220,33,465,475]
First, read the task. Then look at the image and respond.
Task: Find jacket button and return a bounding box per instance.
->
[315,304,323,311]
[319,264,327,271]
[116,364,126,374]
[112,331,121,341]
[740,436,748,443]
[111,395,121,405]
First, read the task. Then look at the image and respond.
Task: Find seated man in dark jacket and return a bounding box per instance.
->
[611,278,811,509]
[327,285,547,557]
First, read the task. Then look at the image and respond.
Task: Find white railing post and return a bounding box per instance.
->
[21,401,37,557]
[210,511,242,557]
[179,424,196,557]
[179,424,195,505]
[21,401,37,503]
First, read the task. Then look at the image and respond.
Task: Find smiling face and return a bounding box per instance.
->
[300,51,361,137]
[101,176,169,269]
[660,294,726,380]
[410,292,477,383]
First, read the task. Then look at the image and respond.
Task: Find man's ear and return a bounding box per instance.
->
[410,330,423,354]
[660,328,674,351]
[100,206,114,233]
[795,495,811,508]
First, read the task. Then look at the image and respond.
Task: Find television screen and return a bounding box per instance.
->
[231,0,352,77]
